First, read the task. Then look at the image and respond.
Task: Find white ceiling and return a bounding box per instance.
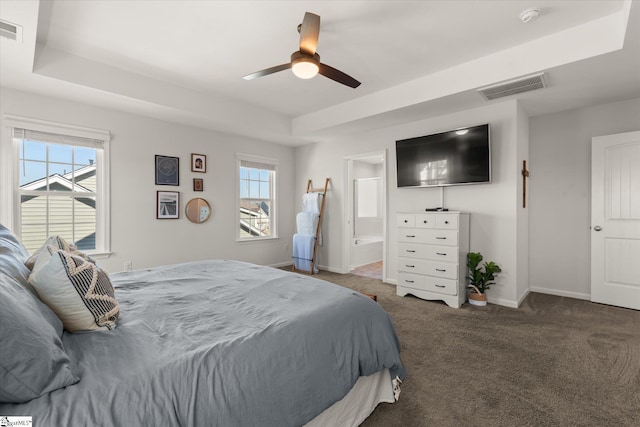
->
[1,1,639,145]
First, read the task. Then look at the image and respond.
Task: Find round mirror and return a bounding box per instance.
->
[185,198,212,223]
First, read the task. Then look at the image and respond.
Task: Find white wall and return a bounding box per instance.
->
[516,103,530,305]
[296,100,526,307]
[0,88,295,273]
[529,97,640,300]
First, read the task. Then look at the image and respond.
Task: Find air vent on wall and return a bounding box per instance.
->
[0,19,22,42]
[477,72,547,101]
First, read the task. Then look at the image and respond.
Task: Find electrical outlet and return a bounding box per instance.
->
[124,261,132,272]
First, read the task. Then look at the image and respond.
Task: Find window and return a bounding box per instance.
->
[237,154,278,240]
[2,116,110,255]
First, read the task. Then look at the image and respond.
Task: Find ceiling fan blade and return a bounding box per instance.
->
[318,63,361,88]
[243,63,292,80]
[299,12,320,55]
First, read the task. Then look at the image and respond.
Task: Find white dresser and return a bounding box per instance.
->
[396,212,470,308]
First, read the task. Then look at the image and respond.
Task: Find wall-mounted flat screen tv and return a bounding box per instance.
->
[396,123,490,188]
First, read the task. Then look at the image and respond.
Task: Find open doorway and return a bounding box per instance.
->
[344,151,386,281]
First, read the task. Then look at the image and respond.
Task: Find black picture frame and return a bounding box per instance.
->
[155,155,179,186]
[193,178,203,192]
[156,191,180,219]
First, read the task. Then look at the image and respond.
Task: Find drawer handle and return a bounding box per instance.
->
[436,252,447,256]
[444,221,449,224]
[406,235,416,238]
[436,237,447,240]
[406,264,415,268]
[405,280,415,283]
[436,268,446,272]
[423,220,428,223]
[406,250,416,253]
[404,220,408,223]
[435,284,445,288]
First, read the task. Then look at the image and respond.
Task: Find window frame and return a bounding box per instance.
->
[236,153,279,242]
[1,115,111,257]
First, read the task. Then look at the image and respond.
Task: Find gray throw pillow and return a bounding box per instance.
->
[0,272,79,403]
[0,224,35,294]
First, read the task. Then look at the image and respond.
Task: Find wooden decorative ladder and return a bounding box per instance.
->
[293,178,329,274]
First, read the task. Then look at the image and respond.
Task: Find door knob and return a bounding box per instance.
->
[593,226,602,231]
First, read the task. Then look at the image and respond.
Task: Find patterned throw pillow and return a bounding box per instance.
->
[25,235,96,272]
[28,247,120,333]
[24,236,71,270]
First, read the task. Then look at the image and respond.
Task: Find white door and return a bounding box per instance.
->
[591,130,640,310]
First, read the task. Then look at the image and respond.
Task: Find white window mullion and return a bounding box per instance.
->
[71,148,75,243]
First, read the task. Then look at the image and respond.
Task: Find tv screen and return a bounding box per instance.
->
[396,124,490,188]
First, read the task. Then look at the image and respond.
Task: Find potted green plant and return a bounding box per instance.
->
[467,252,502,306]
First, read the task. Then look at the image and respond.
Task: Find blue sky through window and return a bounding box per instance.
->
[239,167,270,199]
[19,140,97,187]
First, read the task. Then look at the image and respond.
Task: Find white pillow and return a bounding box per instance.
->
[28,247,119,333]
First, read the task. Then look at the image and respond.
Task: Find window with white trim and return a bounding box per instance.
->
[237,155,277,240]
[3,117,110,255]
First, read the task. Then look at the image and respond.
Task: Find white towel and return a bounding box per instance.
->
[296,212,319,235]
[292,233,317,273]
[301,192,324,245]
[302,192,322,213]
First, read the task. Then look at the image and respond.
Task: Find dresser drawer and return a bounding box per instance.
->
[436,214,458,229]
[397,272,425,289]
[397,272,458,296]
[423,275,458,296]
[397,214,415,228]
[415,214,436,228]
[397,229,458,246]
[398,257,458,279]
[398,243,458,262]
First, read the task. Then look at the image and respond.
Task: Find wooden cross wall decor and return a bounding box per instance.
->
[522,160,530,208]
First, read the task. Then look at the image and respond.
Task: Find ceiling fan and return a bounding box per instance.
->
[243,12,361,88]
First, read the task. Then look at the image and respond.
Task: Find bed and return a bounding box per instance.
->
[0,225,406,426]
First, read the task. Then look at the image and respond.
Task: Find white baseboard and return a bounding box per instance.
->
[275,262,349,275]
[486,297,519,309]
[517,289,530,307]
[318,264,349,274]
[529,286,590,301]
[269,261,293,268]
[384,278,397,286]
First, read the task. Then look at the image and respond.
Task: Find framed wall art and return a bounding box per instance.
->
[191,153,206,173]
[193,178,204,192]
[157,191,180,219]
[155,155,179,185]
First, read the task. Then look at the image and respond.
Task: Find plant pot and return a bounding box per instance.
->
[468,292,487,306]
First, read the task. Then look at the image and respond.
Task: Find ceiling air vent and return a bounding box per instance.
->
[0,19,22,42]
[477,72,547,101]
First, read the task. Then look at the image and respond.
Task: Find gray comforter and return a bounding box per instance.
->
[1,260,405,426]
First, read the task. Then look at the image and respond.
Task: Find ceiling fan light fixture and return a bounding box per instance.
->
[291,51,320,79]
[292,60,319,79]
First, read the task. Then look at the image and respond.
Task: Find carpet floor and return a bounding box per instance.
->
[304,269,640,427]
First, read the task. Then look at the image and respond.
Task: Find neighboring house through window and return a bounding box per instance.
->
[237,154,278,240]
[1,115,110,255]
